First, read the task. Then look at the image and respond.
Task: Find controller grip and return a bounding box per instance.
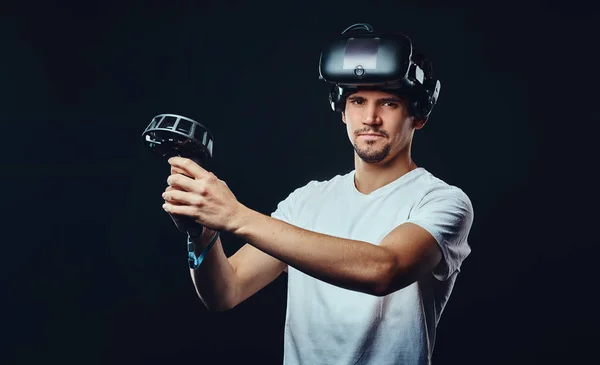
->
[168,212,204,237]
[167,165,206,237]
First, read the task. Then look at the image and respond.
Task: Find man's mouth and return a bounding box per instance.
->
[358,133,385,138]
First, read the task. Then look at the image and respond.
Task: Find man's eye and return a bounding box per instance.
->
[350,99,364,104]
[383,102,397,108]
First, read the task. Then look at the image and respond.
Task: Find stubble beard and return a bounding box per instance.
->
[353,139,392,163]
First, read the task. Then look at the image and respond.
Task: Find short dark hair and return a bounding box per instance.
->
[341,88,416,116]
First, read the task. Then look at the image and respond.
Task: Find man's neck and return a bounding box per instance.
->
[353,152,417,195]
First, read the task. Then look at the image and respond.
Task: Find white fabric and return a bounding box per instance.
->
[271,167,474,365]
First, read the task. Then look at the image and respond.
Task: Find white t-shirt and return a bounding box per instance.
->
[271,167,474,365]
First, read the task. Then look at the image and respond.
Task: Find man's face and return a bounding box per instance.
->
[342,89,424,164]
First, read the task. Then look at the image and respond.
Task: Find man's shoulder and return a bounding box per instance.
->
[413,169,473,211]
[291,170,353,197]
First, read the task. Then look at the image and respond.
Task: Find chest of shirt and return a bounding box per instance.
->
[293,187,420,245]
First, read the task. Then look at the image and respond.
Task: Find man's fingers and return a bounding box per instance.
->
[170,165,189,176]
[165,185,186,194]
[166,174,197,192]
[163,187,184,206]
[165,185,199,206]
[168,157,209,179]
[163,202,197,217]
[163,189,202,206]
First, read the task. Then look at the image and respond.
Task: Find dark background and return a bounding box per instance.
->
[3,0,598,364]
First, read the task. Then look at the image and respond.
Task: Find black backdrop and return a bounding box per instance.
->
[3,1,599,364]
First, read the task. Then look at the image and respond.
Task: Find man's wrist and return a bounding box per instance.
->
[187,230,221,270]
[190,229,219,251]
[231,208,267,241]
[229,204,261,237]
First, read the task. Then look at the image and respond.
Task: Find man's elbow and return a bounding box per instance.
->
[371,277,399,297]
[204,302,232,312]
[371,245,443,296]
[200,295,239,312]
[370,259,412,297]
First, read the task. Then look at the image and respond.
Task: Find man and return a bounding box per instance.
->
[161,24,474,365]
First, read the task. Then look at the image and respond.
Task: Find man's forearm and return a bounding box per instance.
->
[189,233,239,311]
[232,208,395,296]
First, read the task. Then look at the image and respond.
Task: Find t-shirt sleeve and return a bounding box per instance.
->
[270,180,317,223]
[405,186,474,281]
[270,184,311,273]
[271,187,301,224]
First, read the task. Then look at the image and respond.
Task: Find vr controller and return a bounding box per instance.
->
[142,114,215,237]
[318,23,441,121]
[142,114,214,167]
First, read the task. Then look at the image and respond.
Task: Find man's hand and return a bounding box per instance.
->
[163,186,208,236]
[162,156,246,233]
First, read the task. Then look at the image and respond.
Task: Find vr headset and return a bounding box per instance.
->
[318,23,441,121]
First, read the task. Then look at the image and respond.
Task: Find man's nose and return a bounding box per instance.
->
[362,105,382,125]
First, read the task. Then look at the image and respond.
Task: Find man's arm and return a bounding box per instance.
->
[166,164,286,312]
[163,156,446,298]
[186,229,287,311]
[232,209,442,296]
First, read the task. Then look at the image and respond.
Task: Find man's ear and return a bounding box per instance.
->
[341,111,347,124]
[413,117,427,130]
